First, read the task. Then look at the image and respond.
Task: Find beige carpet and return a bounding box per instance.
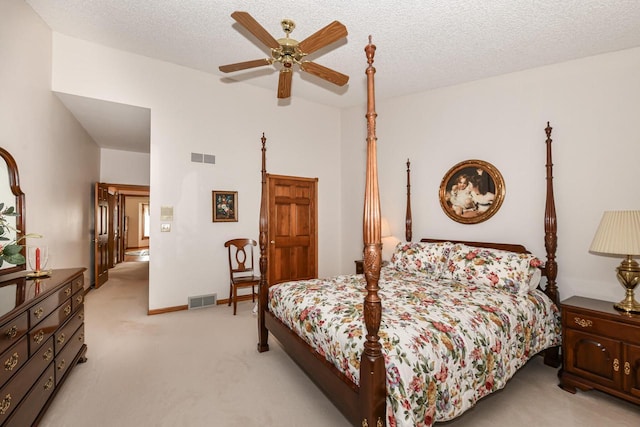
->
[40,261,640,426]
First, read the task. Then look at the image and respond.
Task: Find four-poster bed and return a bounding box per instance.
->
[257,38,561,427]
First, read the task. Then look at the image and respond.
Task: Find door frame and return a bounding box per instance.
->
[93,183,149,287]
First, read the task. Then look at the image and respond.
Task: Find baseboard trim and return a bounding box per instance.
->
[147,294,255,314]
[217,293,255,305]
[148,304,188,315]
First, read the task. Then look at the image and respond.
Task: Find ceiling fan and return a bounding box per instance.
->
[219,11,349,99]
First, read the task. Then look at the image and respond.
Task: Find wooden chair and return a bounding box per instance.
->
[224,238,260,315]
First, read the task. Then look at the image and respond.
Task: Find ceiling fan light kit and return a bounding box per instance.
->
[219,11,349,99]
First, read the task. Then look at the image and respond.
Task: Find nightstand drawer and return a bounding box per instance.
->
[563,309,640,344]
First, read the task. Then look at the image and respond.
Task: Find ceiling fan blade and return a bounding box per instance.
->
[298,21,347,55]
[231,11,280,50]
[300,62,349,86]
[277,69,293,99]
[219,58,272,73]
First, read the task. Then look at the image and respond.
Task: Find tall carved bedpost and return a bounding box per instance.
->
[544,122,558,305]
[359,36,386,427]
[405,159,413,242]
[543,122,560,367]
[257,133,269,353]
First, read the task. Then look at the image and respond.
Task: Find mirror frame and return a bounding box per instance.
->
[0,147,26,276]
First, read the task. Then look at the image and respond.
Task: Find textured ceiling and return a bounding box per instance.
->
[24,0,640,152]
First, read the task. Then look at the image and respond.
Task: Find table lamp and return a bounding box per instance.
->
[589,210,640,313]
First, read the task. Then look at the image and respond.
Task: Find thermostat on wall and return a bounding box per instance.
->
[160,206,174,221]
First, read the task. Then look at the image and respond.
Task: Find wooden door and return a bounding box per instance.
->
[267,174,318,285]
[94,182,109,288]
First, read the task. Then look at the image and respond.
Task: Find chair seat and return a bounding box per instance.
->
[232,275,260,285]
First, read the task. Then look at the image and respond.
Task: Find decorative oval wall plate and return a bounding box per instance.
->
[439,159,505,224]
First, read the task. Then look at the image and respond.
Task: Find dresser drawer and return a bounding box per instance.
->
[29,283,74,328]
[0,336,28,387]
[72,290,84,312]
[71,275,84,295]
[55,324,84,385]
[29,299,73,356]
[563,308,640,344]
[55,306,84,354]
[0,336,53,424]
[4,363,55,427]
[0,313,28,355]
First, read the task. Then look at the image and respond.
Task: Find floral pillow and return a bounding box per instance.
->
[444,243,543,295]
[390,241,453,276]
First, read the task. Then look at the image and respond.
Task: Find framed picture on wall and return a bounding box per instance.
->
[212,191,238,222]
[439,159,505,224]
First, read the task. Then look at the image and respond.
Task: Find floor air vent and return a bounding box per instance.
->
[188,293,217,309]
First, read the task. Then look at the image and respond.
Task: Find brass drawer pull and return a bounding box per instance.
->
[574,317,593,328]
[33,330,44,345]
[44,376,54,391]
[79,333,84,342]
[614,358,620,372]
[64,305,72,316]
[4,352,19,371]
[5,325,17,339]
[57,333,66,345]
[57,359,66,371]
[34,307,44,319]
[0,393,11,415]
[65,287,72,296]
[43,347,53,362]
[625,361,631,376]
[76,295,83,304]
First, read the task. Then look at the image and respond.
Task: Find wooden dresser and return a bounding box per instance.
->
[0,268,87,426]
[559,296,640,405]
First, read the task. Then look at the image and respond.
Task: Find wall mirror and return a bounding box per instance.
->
[0,147,26,276]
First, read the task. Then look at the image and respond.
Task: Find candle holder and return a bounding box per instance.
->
[26,245,51,279]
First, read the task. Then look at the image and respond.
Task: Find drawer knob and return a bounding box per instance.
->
[43,347,53,362]
[44,376,54,391]
[625,361,631,376]
[574,317,593,328]
[65,287,72,296]
[4,325,17,339]
[3,352,19,371]
[614,358,620,372]
[0,393,11,415]
[57,333,66,345]
[57,359,66,371]
[64,305,72,316]
[34,307,44,319]
[33,330,45,345]
[76,295,83,304]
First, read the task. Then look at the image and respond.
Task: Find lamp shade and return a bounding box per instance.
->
[589,210,640,256]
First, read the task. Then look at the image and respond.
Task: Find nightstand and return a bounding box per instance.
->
[559,296,640,405]
[354,259,388,274]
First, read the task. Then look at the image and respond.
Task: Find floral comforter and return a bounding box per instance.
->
[268,266,561,427]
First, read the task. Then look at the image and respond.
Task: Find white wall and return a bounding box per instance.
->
[50,34,343,311]
[0,1,99,286]
[341,46,640,305]
[100,149,150,185]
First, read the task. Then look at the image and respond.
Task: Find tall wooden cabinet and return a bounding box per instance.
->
[0,268,87,426]
[559,296,640,404]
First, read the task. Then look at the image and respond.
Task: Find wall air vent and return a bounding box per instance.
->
[191,152,216,164]
[188,293,217,309]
